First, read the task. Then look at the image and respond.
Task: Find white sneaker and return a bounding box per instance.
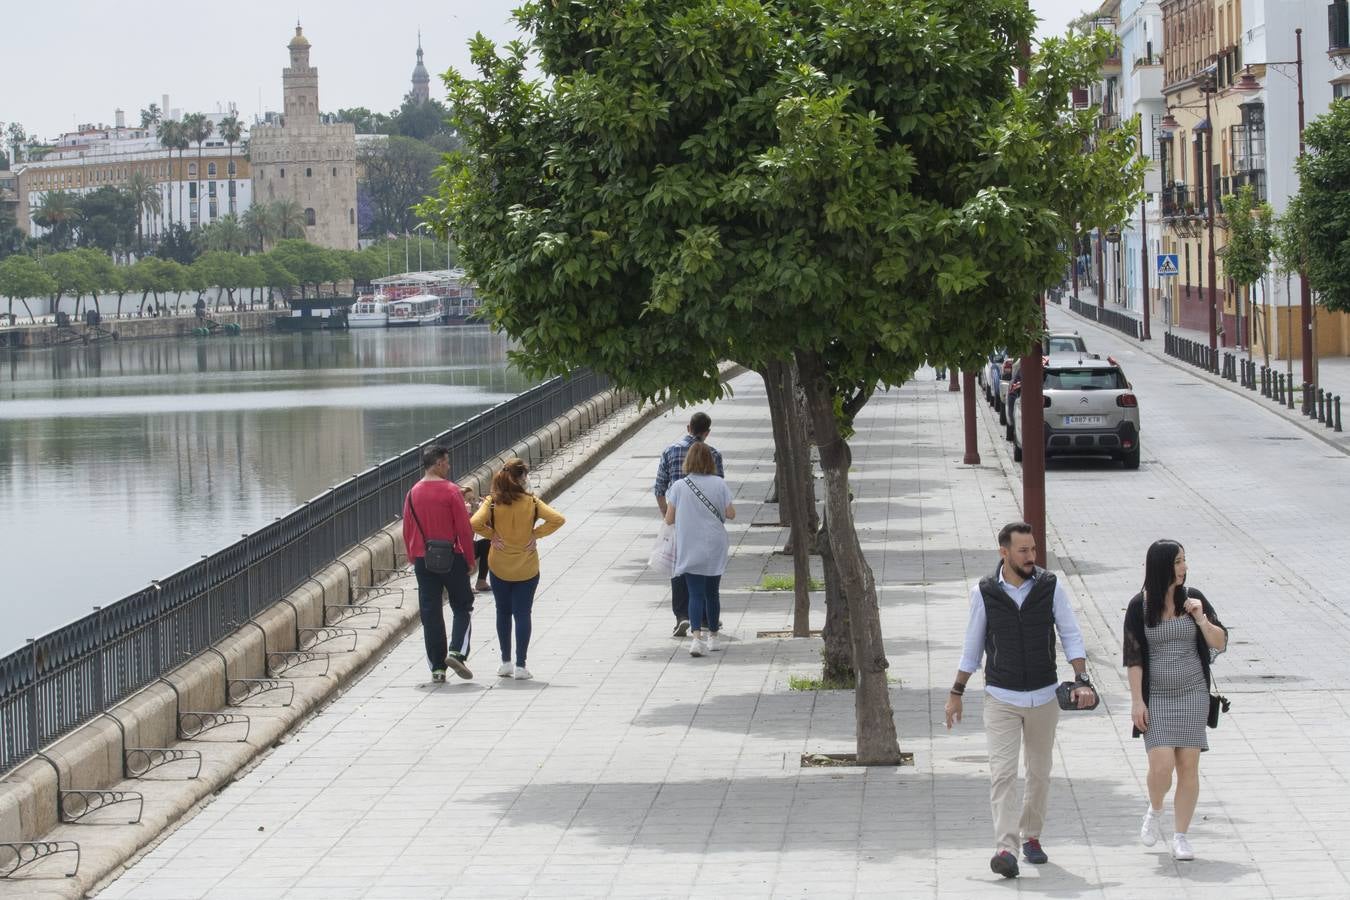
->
[706,633,719,652]
[689,638,706,657]
[1171,833,1194,861]
[497,662,514,677]
[513,666,533,680]
[1140,807,1163,847]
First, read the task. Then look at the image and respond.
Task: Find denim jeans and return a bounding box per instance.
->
[413,555,474,671]
[490,573,540,667]
[684,573,721,634]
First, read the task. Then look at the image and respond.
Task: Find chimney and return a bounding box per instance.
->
[162,94,170,118]
[115,108,125,129]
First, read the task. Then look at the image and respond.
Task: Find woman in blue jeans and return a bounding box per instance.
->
[470,459,565,680]
[664,442,736,657]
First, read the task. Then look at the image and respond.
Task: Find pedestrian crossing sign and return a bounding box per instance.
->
[1156,254,1179,277]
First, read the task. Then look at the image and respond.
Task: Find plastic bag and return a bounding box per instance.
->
[648,522,676,577]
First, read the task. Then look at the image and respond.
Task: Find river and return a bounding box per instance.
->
[0,327,534,653]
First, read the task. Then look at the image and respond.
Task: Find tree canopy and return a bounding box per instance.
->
[1291,99,1350,312]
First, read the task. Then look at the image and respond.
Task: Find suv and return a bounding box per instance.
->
[979,348,1008,406]
[1045,332,1090,356]
[1012,357,1141,469]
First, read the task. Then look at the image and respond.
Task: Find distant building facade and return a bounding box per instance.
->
[14,109,253,241]
[249,24,358,250]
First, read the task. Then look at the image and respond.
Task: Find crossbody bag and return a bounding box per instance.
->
[683,477,724,523]
[407,493,459,574]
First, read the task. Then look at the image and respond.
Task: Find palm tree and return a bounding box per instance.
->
[125,170,163,255]
[202,214,247,253]
[139,104,161,130]
[183,113,213,227]
[156,120,185,229]
[218,114,243,216]
[32,191,81,249]
[242,203,276,253]
[272,200,307,240]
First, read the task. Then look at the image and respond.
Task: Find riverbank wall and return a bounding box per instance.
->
[0,366,742,897]
[0,309,277,350]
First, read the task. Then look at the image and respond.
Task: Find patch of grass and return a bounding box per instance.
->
[757,575,824,591]
[789,674,854,691]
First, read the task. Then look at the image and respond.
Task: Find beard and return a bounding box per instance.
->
[1012,559,1036,579]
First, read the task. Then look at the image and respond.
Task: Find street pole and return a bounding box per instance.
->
[1295,27,1315,408]
[962,372,980,465]
[1016,39,1046,567]
[1096,229,1105,307]
[1205,86,1218,366]
[1071,232,1080,297]
[1140,169,1152,339]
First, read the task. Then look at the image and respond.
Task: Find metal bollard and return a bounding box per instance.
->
[1318,389,1326,424]
[1336,396,1343,433]
[1288,379,1296,409]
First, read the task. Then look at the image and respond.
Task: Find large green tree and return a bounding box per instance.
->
[424,0,1139,762]
[76,187,138,254]
[32,191,81,250]
[357,135,443,235]
[1291,99,1350,312]
[1218,183,1275,364]
[0,253,55,322]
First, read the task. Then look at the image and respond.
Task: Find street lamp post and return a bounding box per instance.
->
[1233,28,1310,405]
[1140,119,1151,340]
[1204,87,1218,367]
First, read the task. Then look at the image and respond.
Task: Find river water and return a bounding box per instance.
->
[0,327,534,653]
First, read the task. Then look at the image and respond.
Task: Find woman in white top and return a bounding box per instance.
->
[663,441,735,656]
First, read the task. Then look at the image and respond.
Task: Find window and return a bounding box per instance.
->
[188,162,197,176]
[1044,367,1129,390]
[208,162,217,176]
[190,183,197,199]
[228,161,236,176]
[332,167,337,177]
[305,207,316,226]
[305,167,312,177]
[280,168,285,178]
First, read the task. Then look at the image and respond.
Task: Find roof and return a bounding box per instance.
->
[371,268,469,286]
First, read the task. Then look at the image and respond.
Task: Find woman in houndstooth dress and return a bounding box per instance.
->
[1122,540,1227,861]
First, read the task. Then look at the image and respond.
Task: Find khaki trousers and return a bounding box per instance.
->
[983,694,1060,853]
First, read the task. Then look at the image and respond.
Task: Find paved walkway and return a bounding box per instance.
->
[93,365,1350,899]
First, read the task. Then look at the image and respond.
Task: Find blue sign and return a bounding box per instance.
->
[1156,254,1179,277]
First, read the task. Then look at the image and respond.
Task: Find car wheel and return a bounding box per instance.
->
[1123,446,1141,470]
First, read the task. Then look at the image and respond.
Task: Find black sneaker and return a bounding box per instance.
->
[673,619,690,638]
[990,850,1019,879]
[1022,838,1048,864]
[445,654,473,680]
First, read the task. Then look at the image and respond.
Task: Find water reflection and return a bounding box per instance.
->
[0,328,533,651]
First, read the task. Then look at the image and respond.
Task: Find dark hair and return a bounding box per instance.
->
[1143,539,1186,627]
[422,445,449,471]
[997,521,1033,548]
[683,440,717,476]
[490,457,530,506]
[689,412,712,436]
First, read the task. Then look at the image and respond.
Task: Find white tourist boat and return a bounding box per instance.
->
[386,294,443,327]
[348,295,388,328]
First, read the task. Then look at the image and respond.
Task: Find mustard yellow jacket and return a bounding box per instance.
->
[470,493,565,581]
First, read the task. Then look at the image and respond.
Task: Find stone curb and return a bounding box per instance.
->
[0,377,706,899]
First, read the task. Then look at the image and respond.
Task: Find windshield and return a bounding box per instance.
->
[1046,337,1085,355]
[1044,367,1127,390]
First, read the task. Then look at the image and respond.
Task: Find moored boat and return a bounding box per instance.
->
[386,294,443,327]
[349,295,388,328]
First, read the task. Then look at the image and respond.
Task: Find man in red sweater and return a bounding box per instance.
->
[402,446,478,681]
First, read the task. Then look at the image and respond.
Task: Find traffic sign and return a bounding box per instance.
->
[1156,254,1179,277]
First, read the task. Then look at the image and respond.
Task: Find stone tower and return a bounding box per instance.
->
[249,23,359,250]
[411,32,431,105]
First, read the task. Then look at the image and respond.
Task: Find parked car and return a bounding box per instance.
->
[980,348,1008,405]
[1012,357,1141,469]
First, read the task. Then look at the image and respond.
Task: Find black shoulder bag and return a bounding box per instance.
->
[1208,671,1230,728]
[408,493,457,574]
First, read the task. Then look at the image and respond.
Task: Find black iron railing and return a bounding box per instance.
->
[0,368,612,776]
[1068,295,1142,339]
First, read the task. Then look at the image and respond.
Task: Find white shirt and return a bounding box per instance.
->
[958,566,1087,707]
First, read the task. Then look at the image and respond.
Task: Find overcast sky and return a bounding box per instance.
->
[3,0,1094,141]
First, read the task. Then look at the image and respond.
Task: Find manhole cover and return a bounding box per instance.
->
[1261,436,1301,441]
[757,629,823,638]
[801,751,915,768]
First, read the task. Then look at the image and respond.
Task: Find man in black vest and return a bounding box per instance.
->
[944,522,1097,879]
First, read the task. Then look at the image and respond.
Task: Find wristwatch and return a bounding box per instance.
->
[1075,672,1093,687]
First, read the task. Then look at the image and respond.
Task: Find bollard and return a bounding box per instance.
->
[1318,389,1326,424]
[1288,379,1296,410]
[1260,367,1267,396]
[1336,396,1343,433]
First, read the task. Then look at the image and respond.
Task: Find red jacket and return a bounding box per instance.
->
[402,480,476,567]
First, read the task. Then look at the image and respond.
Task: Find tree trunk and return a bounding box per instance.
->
[818,516,855,684]
[795,349,902,764]
[22,298,36,324]
[762,360,816,637]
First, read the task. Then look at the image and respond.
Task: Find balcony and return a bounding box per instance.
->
[1096,113,1122,132]
[1331,1,1350,53]
[1131,60,1164,105]
[1161,183,1208,219]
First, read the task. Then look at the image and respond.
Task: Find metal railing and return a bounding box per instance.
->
[1068,295,1142,339]
[0,368,612,776]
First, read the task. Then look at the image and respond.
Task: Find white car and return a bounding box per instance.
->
[1012,357,1141,469]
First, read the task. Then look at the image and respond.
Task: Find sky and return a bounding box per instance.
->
[2,0,1095,142]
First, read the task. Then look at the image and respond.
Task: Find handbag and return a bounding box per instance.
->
[407,494,458,574]
[1207,673,1230,728]
[648,522,676,577]
[1055,681,1100,711]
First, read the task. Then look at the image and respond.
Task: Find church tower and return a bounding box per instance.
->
[283,24,320,124]
[411,32,431,105]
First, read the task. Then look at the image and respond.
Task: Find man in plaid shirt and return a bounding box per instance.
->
[655,411,724,636]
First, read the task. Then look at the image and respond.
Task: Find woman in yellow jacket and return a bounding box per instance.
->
[470,458,565,680]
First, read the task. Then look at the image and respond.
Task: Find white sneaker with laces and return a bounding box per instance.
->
[497,662,514,677]
[1171,833,1194,861]
[513,666,533,680]
[689,638,706,657]
[1140,807,1163,847]
[705,633,718,652]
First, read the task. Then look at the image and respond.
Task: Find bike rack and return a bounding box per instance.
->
[0,841,80,879]
[99,711,203,780]
[33,752,143,825]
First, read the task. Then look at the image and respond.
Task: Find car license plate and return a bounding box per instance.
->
[1062,415,1105,426]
